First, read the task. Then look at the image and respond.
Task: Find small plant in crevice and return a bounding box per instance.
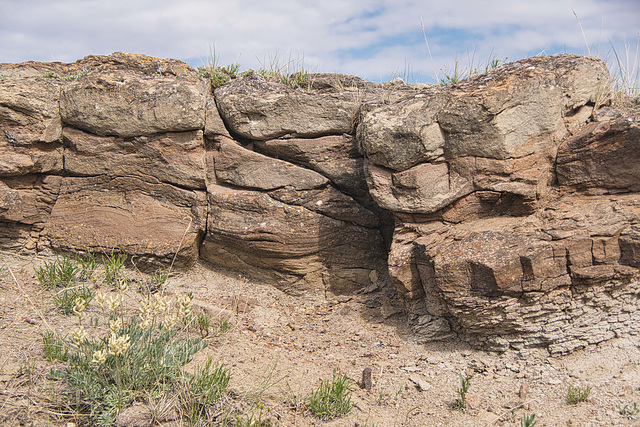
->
[566,384,592,405]
[197,46,240,88]
[454,371,474,410]
[43,68,90,81]
[307,370,354,420]
[617,402,639,418]
[521,412,537,427]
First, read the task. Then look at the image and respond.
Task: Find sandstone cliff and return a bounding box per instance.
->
[1,52,638,353]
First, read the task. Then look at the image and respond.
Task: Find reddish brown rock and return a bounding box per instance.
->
[0,175,61,250]
[557,117,640,192]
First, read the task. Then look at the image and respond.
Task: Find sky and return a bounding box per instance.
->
[1,0,638,84]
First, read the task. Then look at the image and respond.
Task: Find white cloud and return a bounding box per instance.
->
[0,0,637,82]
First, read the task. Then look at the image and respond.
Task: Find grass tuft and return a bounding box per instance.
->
[178,356,231,424]
[308,369,354,420]
[454,371,474,410]
[566,384,592,405]
[521,412,537,427]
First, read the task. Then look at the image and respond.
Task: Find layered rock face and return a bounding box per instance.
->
[0,53,397,295]
[358,55,640,353]
[1,52,638,352]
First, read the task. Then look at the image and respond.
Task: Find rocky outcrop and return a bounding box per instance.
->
[362,55,640,353]
[1,52,639,352]
[0,53,394,295]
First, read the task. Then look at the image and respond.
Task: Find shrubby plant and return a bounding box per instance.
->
[50,281,208,425]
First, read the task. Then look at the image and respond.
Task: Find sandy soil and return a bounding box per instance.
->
[1,250,639,426]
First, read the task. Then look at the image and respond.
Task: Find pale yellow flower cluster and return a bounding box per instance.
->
[91,349,107,365]
[177,294,193,322]
[73,297,87,315]
[139,294,169,329]
[107,333,130,357]
[72,326,86,345]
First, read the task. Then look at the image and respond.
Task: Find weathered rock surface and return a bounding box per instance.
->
[365,53,639,352]
[212,137,329,190]
[201,185,386,295]
[557,116,640,191]
[42,175,206,268]
[64,127,206,189]
[214,73,359,140]
[1,52,638,353]
[254,134,369,196]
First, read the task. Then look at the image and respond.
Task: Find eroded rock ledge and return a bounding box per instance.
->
[1,52,638,353]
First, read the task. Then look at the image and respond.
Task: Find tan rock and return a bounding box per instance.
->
[214,73,359,140]
[60,70,207,137]
[42,176,206,269]
[201,185,387,295]
[212,137,329,190]
[255,134,368,196]
[64,128,206,189]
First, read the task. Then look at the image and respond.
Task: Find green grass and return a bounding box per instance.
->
[178,356,231,425]
[521,412,537,427]
[454,372,474,410]
[234,402,271,426]
[566,385,592,405]
[307,370,354,420]
[51,285,94,315]
[102,251,127,285]
[35,255,80,289]
[257,51,309,88]
[42,332,69,362]
[617,402,639,417]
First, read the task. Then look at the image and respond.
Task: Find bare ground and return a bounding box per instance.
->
[1,250,639,426]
